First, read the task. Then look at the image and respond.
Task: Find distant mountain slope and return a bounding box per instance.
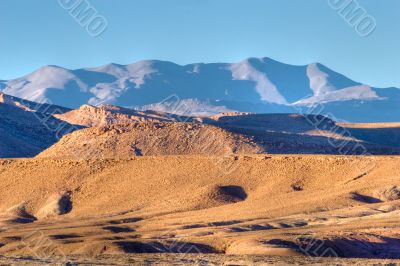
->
[339,122,400,148]
[2,58,399,122]
[207,113,400,155]
[0,93,79,158]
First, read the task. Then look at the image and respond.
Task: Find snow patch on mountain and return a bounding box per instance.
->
[294,85,380,105]
[88,83,123,106]
[230,59,289,105]
[125,61,158,87]
[84,61,159,105]
[88,61,158,88]
[307,63,336,95]
[136,98,234,117]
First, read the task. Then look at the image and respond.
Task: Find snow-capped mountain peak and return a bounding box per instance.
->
[1,57,399,122]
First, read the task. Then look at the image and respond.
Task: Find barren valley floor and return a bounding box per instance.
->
[0,254,398,265]
[0,155,399,265]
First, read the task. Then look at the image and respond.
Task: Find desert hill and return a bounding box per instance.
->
[37,112,400,159]
[37,122,264,159]
[55,104,195,127]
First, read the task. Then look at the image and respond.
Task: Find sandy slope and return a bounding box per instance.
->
[0,155,399,261]
[340,122,400,129]
[36,122,263,159]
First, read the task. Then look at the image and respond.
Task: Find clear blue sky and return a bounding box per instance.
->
[1,0,399,88]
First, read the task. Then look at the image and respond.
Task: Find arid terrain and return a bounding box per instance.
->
[2,92,400,158]
[1,93,400,264]
[1,0,400,262]
[0,155,399,265]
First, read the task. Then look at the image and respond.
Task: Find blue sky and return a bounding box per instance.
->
[1,0,399,88]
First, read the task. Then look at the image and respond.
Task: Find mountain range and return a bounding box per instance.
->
[1,57,399,122]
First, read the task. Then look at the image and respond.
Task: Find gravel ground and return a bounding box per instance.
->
[0,254,398,266]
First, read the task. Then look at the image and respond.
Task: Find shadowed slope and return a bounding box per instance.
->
[0,93,80,158]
